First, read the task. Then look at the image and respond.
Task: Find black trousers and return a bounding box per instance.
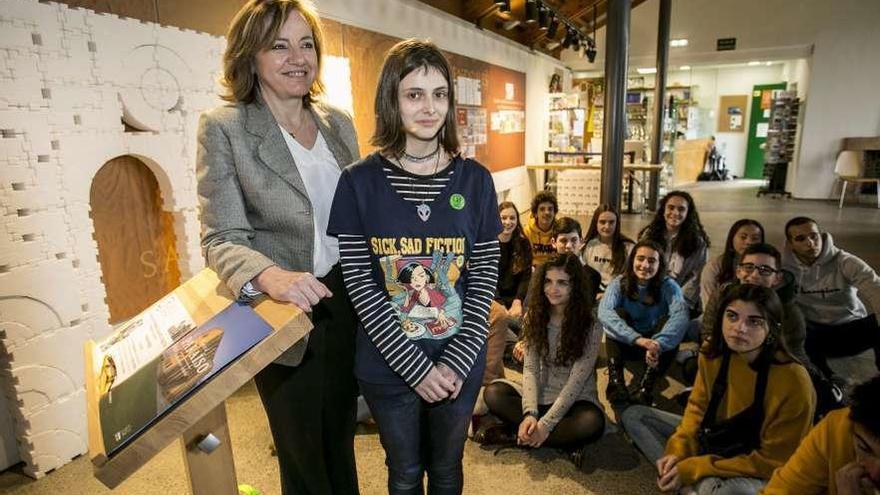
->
[805,314,880,379]
[253,265,359,495]
[605,337,677,379]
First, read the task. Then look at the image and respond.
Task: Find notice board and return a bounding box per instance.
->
[718,94,749,133]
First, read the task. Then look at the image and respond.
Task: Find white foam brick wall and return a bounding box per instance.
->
[0,0,226,477]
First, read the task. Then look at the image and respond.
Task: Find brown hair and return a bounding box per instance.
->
[371,39,459,156]
[585,204,633,276]
[522,254,595,366]
[498,201,532,275]
[221,0,326,104]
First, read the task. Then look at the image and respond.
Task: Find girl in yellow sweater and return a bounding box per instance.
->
[621,284,815,494]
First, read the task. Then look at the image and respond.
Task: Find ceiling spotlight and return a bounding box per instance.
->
[547,16,559,38]
[637,67,657,74]
[561,29,573,49]
[679,65,691,70]
[670,38,689,47]
[586,44,597,63]
[498,0,511,14]
[538,6,550,29]
[525,0,538,24]
[747,60,761,66]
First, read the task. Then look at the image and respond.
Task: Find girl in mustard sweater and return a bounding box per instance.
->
[621,284,816,494]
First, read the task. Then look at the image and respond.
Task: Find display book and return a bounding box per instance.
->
[84,268,310,488]
[91,294,270,455]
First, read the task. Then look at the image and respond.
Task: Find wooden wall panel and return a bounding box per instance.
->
[90,156,181,323]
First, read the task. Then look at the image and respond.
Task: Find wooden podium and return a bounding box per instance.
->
[84,269,312,494]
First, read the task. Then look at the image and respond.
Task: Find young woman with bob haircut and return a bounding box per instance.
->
[197,0,361,492]
[622,284,816,495]
[328,39,501,494]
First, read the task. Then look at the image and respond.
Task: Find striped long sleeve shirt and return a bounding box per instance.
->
[328,153,502,387]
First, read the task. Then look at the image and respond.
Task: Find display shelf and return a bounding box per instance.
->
[758,90,799,198]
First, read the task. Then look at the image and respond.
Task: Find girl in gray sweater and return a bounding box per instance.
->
[479,254,605,459]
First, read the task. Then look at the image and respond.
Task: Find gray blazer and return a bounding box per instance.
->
[196,94,360,366]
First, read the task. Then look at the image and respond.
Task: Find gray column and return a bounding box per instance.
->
[648,0,671,211]
[600,0,631,211]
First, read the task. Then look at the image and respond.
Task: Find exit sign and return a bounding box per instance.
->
[717,38,737,51]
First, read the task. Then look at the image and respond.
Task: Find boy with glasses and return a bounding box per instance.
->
[782,217,880,384]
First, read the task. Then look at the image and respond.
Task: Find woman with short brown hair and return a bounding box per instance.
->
[197,1,361,493]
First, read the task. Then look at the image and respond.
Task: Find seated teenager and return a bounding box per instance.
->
[583,204,635,294]
[782,217,880,383]
[479,254,605,465]
[623,284,816,495]
[552,216,601,300]
[511,216,602,365]
[598,239,690,405]
[483,201,533,387]
[700,219,764,310]
[764,374,880,495]
[639,191,711,316]
[702,243,844,418]
[523,191,558,268]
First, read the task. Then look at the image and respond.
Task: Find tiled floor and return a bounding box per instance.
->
[1,180,878,495]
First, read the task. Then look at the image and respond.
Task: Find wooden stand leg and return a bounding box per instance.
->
[181,403,238,495]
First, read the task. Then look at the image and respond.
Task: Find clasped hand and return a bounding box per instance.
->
[637,337,662,368]
[254,266,332,312]
[517,416,550,448]
[414,364,463,403]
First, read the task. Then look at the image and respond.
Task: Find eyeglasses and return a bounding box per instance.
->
[737,263,778,276]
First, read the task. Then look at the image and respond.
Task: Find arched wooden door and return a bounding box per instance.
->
[90,156,181,323]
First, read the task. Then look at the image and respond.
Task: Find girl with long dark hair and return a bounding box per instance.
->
[482,202,533,386]
[639,191,711,314]
[598,239,690,405]
[700,219,764,310]
[622,284,815,495]
[478,254,605,464]
[583,204,634,293]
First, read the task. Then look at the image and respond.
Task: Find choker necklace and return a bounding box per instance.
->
[402,142,440,163]
[397,147,442,222]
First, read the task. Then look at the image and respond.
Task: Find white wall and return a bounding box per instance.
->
[564,0,823,71]
[315,0,567,210]
[793,0,880,199]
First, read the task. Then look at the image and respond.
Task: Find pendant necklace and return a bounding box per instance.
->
[399,145,442,223]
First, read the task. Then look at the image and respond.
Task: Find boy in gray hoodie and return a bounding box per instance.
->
[781,217,880,382]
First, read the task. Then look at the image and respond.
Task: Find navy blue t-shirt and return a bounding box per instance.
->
[328,153,501,386]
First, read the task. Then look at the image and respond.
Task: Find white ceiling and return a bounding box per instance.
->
[562,0,829,71]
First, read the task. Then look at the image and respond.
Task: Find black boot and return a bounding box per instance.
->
[605,358,630,404]
[632,366,660,406]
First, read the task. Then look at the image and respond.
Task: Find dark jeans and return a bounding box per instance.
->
[805,314,880,379]
[360,352,485,495]
[253,265,359,495]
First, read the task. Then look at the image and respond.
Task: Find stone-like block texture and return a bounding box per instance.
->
[0,0,225,476]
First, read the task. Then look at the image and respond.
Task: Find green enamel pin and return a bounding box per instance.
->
[450,193,466,210]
